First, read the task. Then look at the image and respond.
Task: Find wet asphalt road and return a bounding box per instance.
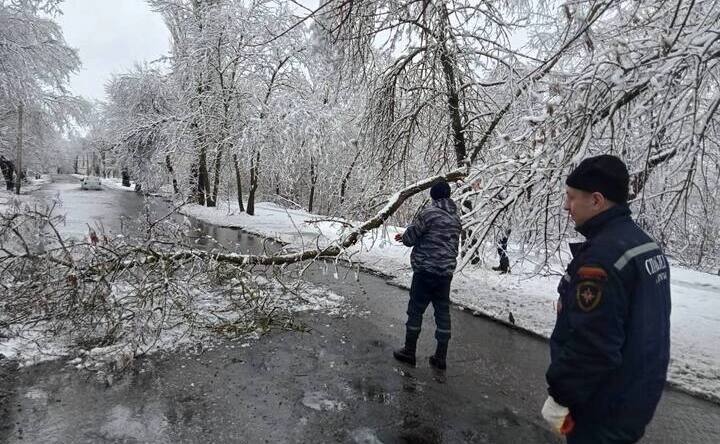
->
[1,176,719,443]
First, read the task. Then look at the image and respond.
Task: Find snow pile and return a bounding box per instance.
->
[182,199,720,403]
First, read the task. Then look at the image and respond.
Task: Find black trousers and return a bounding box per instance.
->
[405,270,452,347]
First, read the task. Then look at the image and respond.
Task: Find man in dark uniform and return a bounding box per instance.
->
[542,155,671,443]
[393,180,462,370]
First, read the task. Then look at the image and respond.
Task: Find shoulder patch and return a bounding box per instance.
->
[577,265,607,281]
[576,281,602,312]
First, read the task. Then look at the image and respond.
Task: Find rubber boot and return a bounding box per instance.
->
[393,347,416,366]
[429,341,448,370]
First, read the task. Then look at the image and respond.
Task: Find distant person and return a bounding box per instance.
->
[543,155,671,443]
[492,226,511,273]
[393,180,462,370]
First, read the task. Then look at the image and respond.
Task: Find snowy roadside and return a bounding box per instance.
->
[0,175,53,212]
[181,200,720,403]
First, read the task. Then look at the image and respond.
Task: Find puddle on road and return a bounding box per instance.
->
[98,404,169,442]
[23,387,48,401]
[301,391,346,412]
[350,427,385,443]
[398,422,442,444]
[349,377,395,405]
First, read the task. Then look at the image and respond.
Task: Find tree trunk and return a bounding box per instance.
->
[244,57,289,215]
[209,145,223,207]
[308,155,317,213]
[196,145,210,206]
[14,103,23,195]
[73,156,79,174]
[340,142,361,204]
[165,155,180,194]
[189,163,198,196]
[233,153,244,212]
[438,3,467,166]
[246,150,260,215]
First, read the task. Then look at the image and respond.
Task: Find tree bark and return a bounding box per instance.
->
[189,0,212,207]
[340,142,361,204]
[14,103,23,195]
[308,155,317,212]
[209,144,223,207]
[246,150,260,215]
[165,155,180,194]
[438,3,467,167]
[233,153,244,212]
[196,145,211,206]
[245,56,290,215]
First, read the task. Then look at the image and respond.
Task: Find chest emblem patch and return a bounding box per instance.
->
[576,281,602,311]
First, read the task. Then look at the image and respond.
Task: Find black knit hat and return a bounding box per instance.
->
[566,154,629,203]
[430,180,451,200]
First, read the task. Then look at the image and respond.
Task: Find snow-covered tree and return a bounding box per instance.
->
[0,0,87,192]
[320,0,720,271]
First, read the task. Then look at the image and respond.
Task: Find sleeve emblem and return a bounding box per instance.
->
[576,281,602,312]
[577,265,607,281]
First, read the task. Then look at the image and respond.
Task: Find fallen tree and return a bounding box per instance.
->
[0,166,466,374]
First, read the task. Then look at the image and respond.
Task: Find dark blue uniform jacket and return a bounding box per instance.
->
[547,205,671,430]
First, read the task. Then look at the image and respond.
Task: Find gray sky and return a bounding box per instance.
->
[57,0,170,102]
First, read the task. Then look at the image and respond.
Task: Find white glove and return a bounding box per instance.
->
[541,396,575,435]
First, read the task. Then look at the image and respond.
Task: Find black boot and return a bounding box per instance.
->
[394,326,419,366]
[430,342,448,370]
[429,356,446,370]
[393,347,416,366]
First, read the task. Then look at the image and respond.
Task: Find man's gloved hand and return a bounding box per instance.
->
[394,232,403,242]
[541,396,575,435]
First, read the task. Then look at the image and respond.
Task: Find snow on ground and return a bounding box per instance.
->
[182,199,720,403]
[0,174,53,212]
[101,177,137,192]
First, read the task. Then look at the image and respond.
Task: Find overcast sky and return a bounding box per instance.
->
[57,0,170,102]
[56,0,321,102]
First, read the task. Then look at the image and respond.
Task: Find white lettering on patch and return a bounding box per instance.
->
[645,254,668,275]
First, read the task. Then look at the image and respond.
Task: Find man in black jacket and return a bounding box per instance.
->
[393,180,462,370]
[543,155,671,443]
